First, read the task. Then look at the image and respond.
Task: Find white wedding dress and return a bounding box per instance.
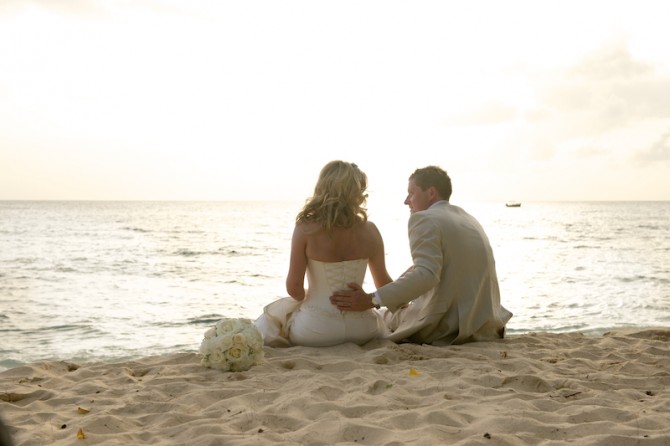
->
[254,258,386,347]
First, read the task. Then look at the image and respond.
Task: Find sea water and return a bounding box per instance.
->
[1,200,668,370]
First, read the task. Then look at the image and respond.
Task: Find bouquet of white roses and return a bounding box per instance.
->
[199,318,264,372]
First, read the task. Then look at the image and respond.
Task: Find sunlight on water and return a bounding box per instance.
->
[1,200,669,369]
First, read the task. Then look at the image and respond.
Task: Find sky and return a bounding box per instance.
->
[1,0,669,204]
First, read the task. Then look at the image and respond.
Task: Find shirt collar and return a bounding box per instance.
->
[428,200,448,210]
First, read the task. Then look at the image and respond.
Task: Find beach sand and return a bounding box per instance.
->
[1,329,669,445]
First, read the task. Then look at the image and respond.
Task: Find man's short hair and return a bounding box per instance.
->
[409,166,452,200]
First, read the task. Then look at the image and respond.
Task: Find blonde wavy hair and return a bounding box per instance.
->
[296,160,368,231]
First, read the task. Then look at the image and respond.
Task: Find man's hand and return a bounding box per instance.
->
[330,282,373,311]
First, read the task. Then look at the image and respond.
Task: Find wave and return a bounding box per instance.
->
[172,248,259,257]
[637,224,661,230]
[187,314,227,325]
[121,226,152,233]
[0,358,25,372]
[54,266,78,273]
[617,274,670,285]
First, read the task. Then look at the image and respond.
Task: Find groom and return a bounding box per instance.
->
[330,166,512,345]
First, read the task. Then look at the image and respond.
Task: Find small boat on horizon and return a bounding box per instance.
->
[505,202,521,207]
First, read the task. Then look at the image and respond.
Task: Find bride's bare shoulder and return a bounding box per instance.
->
[295,221,323,236]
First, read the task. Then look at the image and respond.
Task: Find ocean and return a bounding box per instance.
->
[1,200,668,371]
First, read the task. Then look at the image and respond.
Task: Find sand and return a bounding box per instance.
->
[1,328,669,445]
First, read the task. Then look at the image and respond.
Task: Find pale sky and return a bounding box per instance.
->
[1,0,669,203]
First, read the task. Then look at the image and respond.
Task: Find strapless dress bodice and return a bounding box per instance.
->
[300,258,368,316]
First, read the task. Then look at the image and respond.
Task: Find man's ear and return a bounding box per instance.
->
[429,186,438,200]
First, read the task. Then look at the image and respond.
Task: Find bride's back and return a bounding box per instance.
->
[300,221,382,263]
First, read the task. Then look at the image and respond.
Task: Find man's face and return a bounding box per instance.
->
[404,179,433,213]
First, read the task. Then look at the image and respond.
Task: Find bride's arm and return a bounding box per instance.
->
[367,221,393,288]
[286,224,308,301]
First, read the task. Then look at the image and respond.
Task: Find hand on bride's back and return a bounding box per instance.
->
[330,282,371,312]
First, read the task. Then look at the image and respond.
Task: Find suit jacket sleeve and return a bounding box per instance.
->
[377,211,443,312]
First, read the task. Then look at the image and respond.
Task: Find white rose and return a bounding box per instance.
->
[216,319,235,334]
[231,333,246,345]
[210,349,225,364]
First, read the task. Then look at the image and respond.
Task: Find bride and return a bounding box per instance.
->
[255,160,393,347]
